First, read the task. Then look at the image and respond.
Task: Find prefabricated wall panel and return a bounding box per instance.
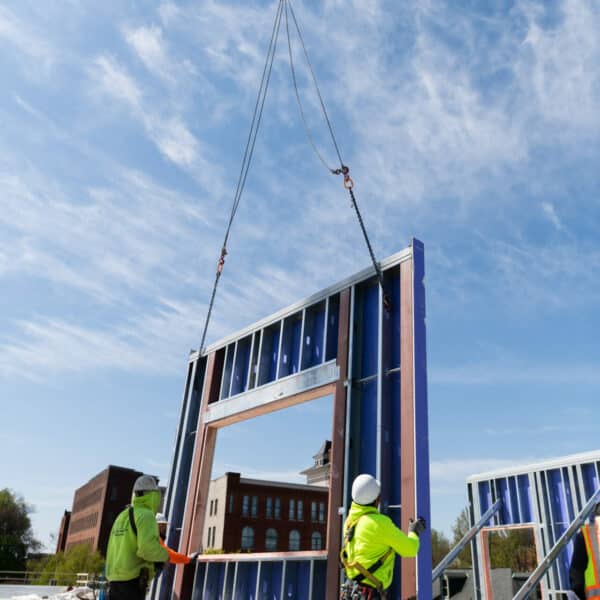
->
[467,450,600,599]
[158,240,430,600]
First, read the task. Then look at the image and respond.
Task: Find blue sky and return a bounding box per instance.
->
[1,0,599,550]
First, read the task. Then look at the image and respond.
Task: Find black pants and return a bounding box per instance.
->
[108,578,146,600]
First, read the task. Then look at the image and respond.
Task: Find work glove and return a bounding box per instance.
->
[408,517,426,536]
[188,552,199,561]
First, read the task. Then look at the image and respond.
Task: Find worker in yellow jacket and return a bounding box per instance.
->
[340,474,425,600]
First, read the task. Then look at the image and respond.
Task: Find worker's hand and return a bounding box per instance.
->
[188,552,199,561]
[408,516,426,536]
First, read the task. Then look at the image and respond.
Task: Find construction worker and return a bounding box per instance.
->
[569,502,600,599]
[340,474,426,600]
[155,513,198,565]
[105,475,169,600]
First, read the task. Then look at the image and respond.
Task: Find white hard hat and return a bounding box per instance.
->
[133,475,159,494]
[352,474,381,505]
[156,513,168,524]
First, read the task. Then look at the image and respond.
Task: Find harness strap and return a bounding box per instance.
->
[340,514,392,594]
[583,523,600,595]
[128,506,138,537]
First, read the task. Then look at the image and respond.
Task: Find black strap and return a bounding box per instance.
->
[352,552,388,584]
[128,506,138,537]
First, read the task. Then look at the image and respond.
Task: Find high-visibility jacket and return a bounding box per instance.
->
[341,502,419,591]
[582,523,600,598]
[105,490,168,582]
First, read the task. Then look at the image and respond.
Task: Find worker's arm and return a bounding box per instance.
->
[378,515,420,557]
[159,538,192,565]
[136,512,169,563]
[569,532,587,600]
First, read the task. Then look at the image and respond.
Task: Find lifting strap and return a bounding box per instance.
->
[197,0,390,354]
[340,514,393,594]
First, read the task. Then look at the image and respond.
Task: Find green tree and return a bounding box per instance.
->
[431,529,451,567]
[451,507,472,567]
[0,489,40,571]
[489,529,537,573]
[29,543,104,585]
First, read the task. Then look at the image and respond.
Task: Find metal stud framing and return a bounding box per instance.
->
[467,450,600,599]
[158,240,431,600]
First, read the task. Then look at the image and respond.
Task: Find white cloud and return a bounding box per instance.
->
[0,5,54,65]
[540,201,564,231]
[92,55,142,109]
[124,25,173,82]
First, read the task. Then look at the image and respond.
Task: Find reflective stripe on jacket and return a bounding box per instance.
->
[342,502,419,591]
[105,490,168,582]
[582,523,600,598]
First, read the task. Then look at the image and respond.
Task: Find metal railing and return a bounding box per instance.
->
[432,499,502,583]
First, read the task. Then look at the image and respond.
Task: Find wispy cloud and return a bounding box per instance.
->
[540,201,564,231]
[124,25,173,82]
[431,361,600,386]
[0,5,54,66]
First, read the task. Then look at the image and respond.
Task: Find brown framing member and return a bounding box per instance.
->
[480,525,542,599]
[172,289,351,600]
[400,258,417,600]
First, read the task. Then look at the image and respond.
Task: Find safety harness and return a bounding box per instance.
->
[340,514,393,596]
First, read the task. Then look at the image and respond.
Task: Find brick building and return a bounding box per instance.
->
[62,465,161,556]
[55,510,71,553]
[202,473,329,554]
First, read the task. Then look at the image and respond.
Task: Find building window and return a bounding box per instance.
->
[319,502,326,522]
[214,499,218,515]
[229,494,234,514]
[289,499,295,520]
[311,532,322,550]
[242,495,249,517]
[266,497,273,518]
[251,496,258,518]
[209,499,214,516]
[311,501,317,522]
[265,528,278,551]
[289,530,300,551]
[211,527,216,548]
[207,529,211,548]
[274,497,281,519]
[297,500,303,521]
[241,526,254,550]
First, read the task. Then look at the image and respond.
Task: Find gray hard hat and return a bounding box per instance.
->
[133,474,159,494]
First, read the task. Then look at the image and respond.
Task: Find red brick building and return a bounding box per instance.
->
[202,473,329,554]
[55,510,71,553]
[62,465,156,555]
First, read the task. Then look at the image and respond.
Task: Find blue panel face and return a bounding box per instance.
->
[204,563,225,599]
[479,481,491,518]
[230,336,251,396]
[278,312,302,378]
[234,562,258,599]
[312,561,327,600]
[508,477,520,523]
[498,478,510,524]
[359,283,379,378]
[517,474,532,522]
[258,562,283,600]
[325,294,339,361]
[258,324,280,385]
[191,563,206,600]
[301,302,325,370]
[220,344,235,399]
[582,463,599,501]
